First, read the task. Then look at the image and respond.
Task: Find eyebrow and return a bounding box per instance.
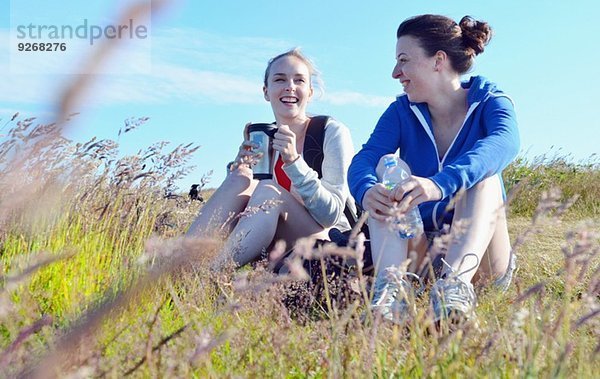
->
[272,73,307,78]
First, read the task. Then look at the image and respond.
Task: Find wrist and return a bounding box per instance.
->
[284,154,300,165]
[428,178,443,201]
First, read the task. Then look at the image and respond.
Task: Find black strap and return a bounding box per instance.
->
[303,115,329,178]
[302,115,359,228]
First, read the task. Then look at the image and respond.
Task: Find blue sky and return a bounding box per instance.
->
[1,0,599,191]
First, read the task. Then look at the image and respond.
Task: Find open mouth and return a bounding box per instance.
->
[280,96,299,104]
[401,80,410,88]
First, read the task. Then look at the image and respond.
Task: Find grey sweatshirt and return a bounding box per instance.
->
[280,118,355,231]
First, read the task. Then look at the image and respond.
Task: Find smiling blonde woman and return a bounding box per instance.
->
[187,48,354,269]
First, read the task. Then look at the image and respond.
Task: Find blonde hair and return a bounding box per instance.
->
[263,48,324,96]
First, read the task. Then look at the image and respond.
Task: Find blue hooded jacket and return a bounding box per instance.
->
[348,76,520,231]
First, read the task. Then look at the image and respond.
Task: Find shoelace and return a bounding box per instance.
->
[440,253,479,281]
[434,277,476,315]
[432,253,479,319]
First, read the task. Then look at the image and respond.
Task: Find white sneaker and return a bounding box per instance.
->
[370,267,420,324]
[430,254,478,323]
[494,252,517,292]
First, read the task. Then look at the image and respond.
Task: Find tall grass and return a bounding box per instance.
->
[0,113,598,378]
[504,153,600,219]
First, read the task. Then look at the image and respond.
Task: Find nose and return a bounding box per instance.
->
[285,79,295,92]
[392,63,402,79]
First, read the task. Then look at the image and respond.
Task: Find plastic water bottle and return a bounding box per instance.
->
[381,156,424,239]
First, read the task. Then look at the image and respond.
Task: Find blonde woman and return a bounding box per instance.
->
[188,49,354,268]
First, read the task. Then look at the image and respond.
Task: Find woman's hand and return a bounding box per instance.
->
[389,176,442,213]
[229,123,261,171]
[362,184,394,221]
[272,124,299,164]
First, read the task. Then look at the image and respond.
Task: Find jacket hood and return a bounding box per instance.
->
[462,75,505,105]
[396,76,512,129]
[399,76,507,109]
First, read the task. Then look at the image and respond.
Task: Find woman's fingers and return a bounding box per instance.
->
[230,139,263,171]
[272,125,298,163]
[271,140,290,149]
[397,189,421,213]
[273,134,294,149]
[369,205,391,221]
[274,124,295,144]
[231,123,262,171]
[389,176,442,212]
[390,180,414,201]
[274,124,294,137]
[240,140,259,150]
[363,185,393,220]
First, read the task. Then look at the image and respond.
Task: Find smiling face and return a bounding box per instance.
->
[392,35,438,103]
[263,55,313,123]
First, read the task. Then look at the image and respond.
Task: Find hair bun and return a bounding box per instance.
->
[459,16,493,56]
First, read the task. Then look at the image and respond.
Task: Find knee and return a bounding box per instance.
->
[224,167,255,187]
[469,174,502,194]
[250,180,284,202]
[376,154,411,180]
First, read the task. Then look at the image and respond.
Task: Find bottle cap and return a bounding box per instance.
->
[383,156,398,167]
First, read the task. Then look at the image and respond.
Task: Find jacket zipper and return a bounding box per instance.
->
[409,102,481,230]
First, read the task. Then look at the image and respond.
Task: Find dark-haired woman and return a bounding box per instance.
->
[348,15,519,324]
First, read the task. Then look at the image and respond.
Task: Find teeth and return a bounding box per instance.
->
[281,96,298,104]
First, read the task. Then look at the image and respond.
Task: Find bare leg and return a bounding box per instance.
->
[367,155,430,323]
[442,174,511,283]
[220,180,328,267]
[474,200,512,284]
[186,167,258,238]
[369,155,428,275]
[368,217,409,273]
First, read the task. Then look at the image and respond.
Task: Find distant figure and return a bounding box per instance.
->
[188,184,203,202]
